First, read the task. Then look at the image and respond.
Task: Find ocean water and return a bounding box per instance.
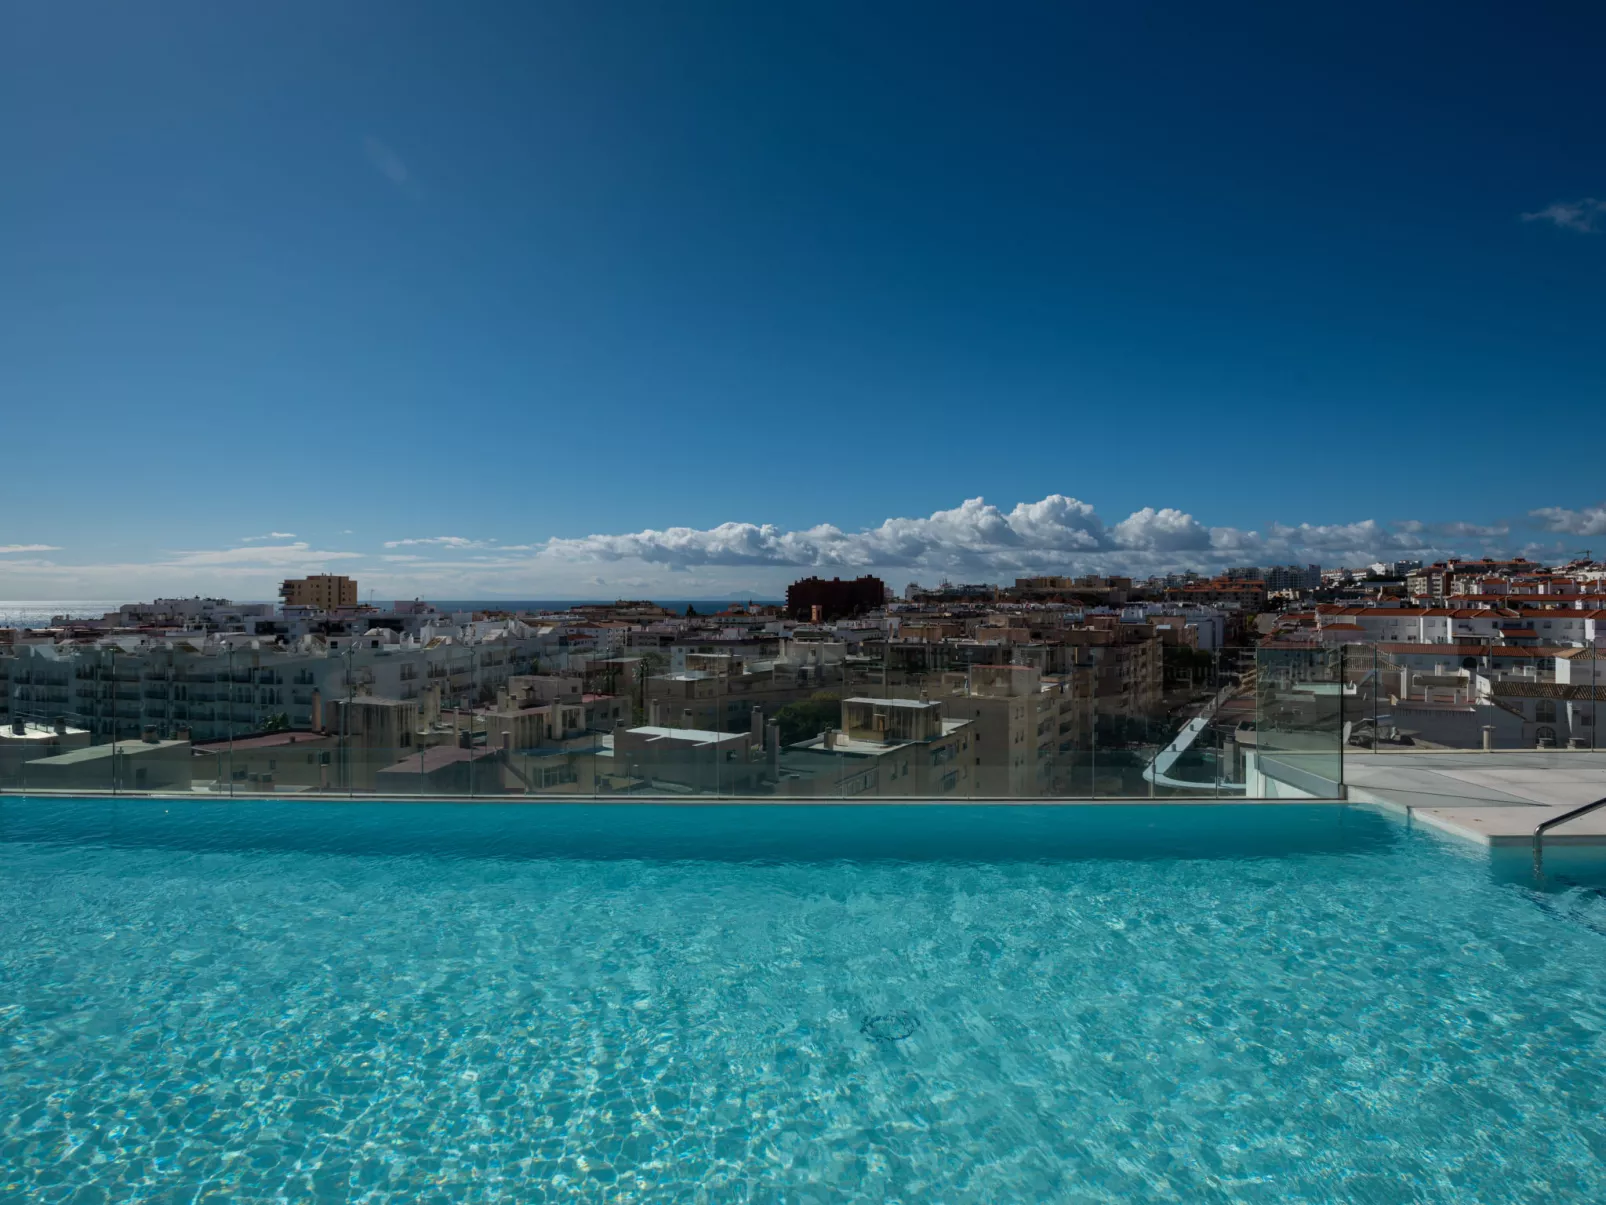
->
[3,801,1605,1204]
[0,601,121,628]
[0,600,779,628]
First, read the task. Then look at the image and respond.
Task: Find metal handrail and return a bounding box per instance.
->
[1533,794,1606,878]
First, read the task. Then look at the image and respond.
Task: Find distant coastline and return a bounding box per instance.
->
[0,598,784,628]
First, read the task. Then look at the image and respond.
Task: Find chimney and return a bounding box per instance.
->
[750,706,764,748]
[11,719,25,736]
[54,716,67,737]
[311,688,322,732]
[824,729,836,751]
[681,708,694,730]
[141,726,158,744]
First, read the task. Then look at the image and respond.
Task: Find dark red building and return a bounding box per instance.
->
[785,575,887,621]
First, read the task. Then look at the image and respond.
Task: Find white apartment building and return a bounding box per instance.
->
[1317,606,1606,648]
[116,598,277,628]
[1119,603,1228,650]
[1,622,546,741]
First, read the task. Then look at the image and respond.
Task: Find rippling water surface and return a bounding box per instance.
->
[2,800,1604,1203]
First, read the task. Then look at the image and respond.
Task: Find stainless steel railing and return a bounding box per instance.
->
[1533,794,1606,878]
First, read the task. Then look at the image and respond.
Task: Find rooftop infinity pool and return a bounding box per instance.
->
[2,799,1604,1203]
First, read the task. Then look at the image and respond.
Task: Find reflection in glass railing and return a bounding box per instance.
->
[0,646,1355,799]
[1329,642,1603,756]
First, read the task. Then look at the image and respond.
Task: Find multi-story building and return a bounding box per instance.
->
[1165,580,1267,611]
[645,657,846,733]
[1263,564,1323,593]
[786,575,887,621]
[280,575,358,609]
[1,622,543,742]
[1370,559,1423,579]
[613,725,764,794]
[1407,559,1542,602]
[780,697,972,797]
[1406,565,1451,600]
[110,598,277,629]
[480,676,628,745]
[1317,605,1606,648]
[941,665,1063,797]
[0,718,92,787]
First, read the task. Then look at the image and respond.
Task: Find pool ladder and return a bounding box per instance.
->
[1533,794,1606,878]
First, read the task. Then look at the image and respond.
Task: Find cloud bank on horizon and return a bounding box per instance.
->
[0,494,1597,600]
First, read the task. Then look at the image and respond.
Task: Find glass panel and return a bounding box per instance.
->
[1251,646,1345,798]
[0,611,1344,803]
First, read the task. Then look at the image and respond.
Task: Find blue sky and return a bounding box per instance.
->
[3,2,1604,600]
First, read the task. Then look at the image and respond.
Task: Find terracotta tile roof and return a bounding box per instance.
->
[1489,681,1606,701]
[1377,642,1571,657]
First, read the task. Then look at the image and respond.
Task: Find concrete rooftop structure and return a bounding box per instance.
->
[1346,751,1606,847]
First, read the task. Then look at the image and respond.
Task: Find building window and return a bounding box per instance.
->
[1534,701,1557,724]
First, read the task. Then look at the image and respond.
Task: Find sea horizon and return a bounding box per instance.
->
[0,597,786,628]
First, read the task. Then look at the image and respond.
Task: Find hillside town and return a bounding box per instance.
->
[2,554,1602,796]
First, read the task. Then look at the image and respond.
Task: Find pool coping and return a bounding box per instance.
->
[1348,785,1606,849]
[1,789,1346,807]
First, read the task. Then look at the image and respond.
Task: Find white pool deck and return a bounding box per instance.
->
[1344,751,1606,847]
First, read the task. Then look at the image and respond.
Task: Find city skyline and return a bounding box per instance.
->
[2,489,1602,601]
[4,3,1604,598]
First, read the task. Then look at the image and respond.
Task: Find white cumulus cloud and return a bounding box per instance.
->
[1530,504,1606,537]
[7,495,1588,602]
[1111,507,1212,551]
[534,495,1466,579]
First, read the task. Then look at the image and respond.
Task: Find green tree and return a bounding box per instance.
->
[772,691,842,747]
[635,651,670,724]
[1163,646,1216,690]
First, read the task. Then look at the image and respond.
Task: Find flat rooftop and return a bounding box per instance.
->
[796,717,968,757]
[626,726,744,745]
[27,739,190,765]
[0,722,90,741]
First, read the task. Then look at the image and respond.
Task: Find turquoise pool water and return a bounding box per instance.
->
[3,799,1605,1203]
